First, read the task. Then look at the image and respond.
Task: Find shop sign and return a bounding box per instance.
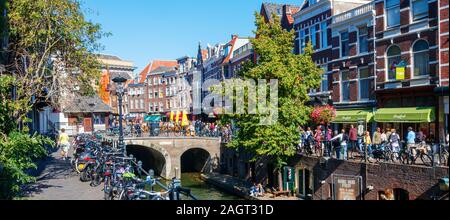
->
[393,114,407,120]
[395,60,407,80]
[332,174,362,200]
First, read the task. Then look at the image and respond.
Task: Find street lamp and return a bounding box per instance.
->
[88,102,95,134]
[112,76,127,156]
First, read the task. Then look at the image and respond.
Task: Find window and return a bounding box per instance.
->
[310,26,317,49]
[140,99,144,109]
[341,32,349,57]
[309,0,318,5]
[153,78,157,85]
[130,100,134,109]
[386,0,400,28]
[321,65,329,92]
[358,67,373,100]
[412,40,429,77]
[386,45,402,81]
[412,0,428,21]
[149,103,153,112]
[135,99,138,109]
[320,22,328,49]
[299,29,306,54]
[341,71,351,102]
[358,26,369,53]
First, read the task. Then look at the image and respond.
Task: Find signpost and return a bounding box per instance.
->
[332,174,363,200]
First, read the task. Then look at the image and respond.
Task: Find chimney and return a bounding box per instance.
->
[283,5,291,15]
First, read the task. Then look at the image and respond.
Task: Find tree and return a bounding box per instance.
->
[3,0,107,124]
[217,13,322,173]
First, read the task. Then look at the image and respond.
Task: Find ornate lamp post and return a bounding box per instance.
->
[112,76,127,156]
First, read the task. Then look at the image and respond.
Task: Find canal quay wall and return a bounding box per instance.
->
[290,156,449,200]
[201,173,301,200]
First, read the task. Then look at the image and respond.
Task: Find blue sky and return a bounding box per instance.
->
[81,0,303,72]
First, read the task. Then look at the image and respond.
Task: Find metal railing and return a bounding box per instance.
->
[332,3,374,24]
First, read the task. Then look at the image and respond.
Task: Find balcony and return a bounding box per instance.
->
[332,3,374,24]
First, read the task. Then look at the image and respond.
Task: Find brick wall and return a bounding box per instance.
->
[291,156,449,200]
[440,0,450,86]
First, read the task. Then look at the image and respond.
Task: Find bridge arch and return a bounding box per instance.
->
[120,137,221,179]
[181,148,210,173]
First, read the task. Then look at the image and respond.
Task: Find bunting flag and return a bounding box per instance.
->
[175,111,181,123]
[170,111,174,121]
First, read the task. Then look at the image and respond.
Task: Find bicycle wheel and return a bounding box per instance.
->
[440,151,449,166]
[420,154,432,167]
[104,177,112,200]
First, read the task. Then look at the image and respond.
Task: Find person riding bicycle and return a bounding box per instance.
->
[406,127,417,157]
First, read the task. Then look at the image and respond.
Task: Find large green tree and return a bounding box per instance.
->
[217,13,322,170]
[3,0,106,123]
[0,0,105,199]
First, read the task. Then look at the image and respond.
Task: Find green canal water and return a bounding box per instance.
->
[157,173,242,200]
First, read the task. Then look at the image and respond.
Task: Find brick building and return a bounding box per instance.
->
[373,0,447,141]
[127,83,146,121]
[293,0,371,110]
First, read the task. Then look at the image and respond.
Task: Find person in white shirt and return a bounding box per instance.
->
[330,129,349,160]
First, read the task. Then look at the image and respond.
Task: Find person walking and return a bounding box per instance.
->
[349,125,358,158]
[373,127,382,150]
[389,129,401,154]
[57,128,70,161]
[330,129,349,160]
[314,126,323,156]
[364,131,373,158]
[331,130,341,159]
[406,127,416,157]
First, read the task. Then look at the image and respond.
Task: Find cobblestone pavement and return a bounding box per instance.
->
[21,148,103,200]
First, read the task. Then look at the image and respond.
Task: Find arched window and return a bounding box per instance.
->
[386,45,401,81]
[413,40,429,77]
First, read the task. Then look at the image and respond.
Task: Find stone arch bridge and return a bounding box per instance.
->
[108,137,221,179]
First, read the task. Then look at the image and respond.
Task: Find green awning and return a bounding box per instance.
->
[333,109,374,123]
[144,115,161,122]
[374,107,435,123]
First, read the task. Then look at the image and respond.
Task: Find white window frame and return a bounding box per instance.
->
[341,70,351,102]
[310,25,317,49]
[385,0,401,29]
[320,22,328,49]
[411,39,430,78]
[340,31,349,58]
[358,67,372,101]
[357,26,369,54]
[299,29,306,54]
[385,44,402,82]
[411,0,429,22]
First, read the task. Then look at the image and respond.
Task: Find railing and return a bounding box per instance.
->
[332,3,374,24]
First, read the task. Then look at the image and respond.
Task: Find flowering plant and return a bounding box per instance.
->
[311,105,336,124]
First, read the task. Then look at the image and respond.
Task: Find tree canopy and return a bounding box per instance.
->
[218,13,322,169]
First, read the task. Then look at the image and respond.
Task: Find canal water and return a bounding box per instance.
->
[179,173,242,200]
[157,173,242,200]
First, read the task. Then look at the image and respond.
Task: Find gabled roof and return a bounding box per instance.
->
[64,96,113,113]
[138,60,177,83]
[286,6,300,24]
[261,3,284,21]
[150,66,176,74]
[222,36,238,64]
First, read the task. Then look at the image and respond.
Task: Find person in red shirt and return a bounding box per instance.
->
[314,126,323,156]
[349,124,358,159]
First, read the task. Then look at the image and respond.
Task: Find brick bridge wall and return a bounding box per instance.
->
[290,156,449,200]
[110,137,221,179]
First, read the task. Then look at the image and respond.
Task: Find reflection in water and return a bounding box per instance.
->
[159,173,242,200]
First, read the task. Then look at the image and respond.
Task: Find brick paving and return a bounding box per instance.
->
[21,148,103,200]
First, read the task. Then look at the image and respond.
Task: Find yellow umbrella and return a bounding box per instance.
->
[175,111,181,123]
[170,111,174,121]
[181,110,189,126]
